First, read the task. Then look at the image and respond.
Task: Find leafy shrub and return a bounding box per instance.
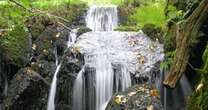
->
[130,1,166,28]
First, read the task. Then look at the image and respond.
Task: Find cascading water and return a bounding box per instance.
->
[86,5,118,31]
[72,66,86,110]
[47,29,78,110]
[47,64,61,110]
[73,5,164,110]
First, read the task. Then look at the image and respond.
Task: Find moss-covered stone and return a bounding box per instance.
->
[142,24,164,43]
[77,26,92,36]
[0,25,29,67]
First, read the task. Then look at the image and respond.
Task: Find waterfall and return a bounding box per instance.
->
[73,5,164,110]
[86,5,118,31]
[72,66,85,110]
[47,64,61,110]
[47,29,78,110]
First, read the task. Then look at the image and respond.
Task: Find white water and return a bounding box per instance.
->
[47,64,61,110]
[72,66,85,110]
[47,29,78,110]
[86,5,118,31]
[72,5,164,110]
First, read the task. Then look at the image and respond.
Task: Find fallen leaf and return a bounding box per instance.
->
[150,89,160,97]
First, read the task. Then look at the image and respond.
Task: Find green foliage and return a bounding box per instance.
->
[202,44,208,72]
[160,51,175,70]
[31,0,82,9]
[0,2,32,29]
[187,44,208,110]
[49,3,87,24]
[187,82,208,110]
[117,0,166,32]
[0,2,32,67]
[166,5,184,20]
[0,25,28,67]
[130,0,166,28]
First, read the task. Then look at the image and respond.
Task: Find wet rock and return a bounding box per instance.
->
[2,68,49,110]
[106,85,163,110]
[77,26,92,36]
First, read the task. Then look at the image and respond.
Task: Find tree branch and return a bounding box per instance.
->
[163,0,208,88]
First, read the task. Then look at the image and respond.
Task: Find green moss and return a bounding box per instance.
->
[117,0,166,31]
[0,25,28,67]
[77,26,92,36]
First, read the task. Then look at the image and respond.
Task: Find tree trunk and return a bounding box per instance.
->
[163,0,208,88]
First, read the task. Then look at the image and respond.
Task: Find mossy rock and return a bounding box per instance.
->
[142,24,164,43]
[0,25,29,67]
[77,26,92,36]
